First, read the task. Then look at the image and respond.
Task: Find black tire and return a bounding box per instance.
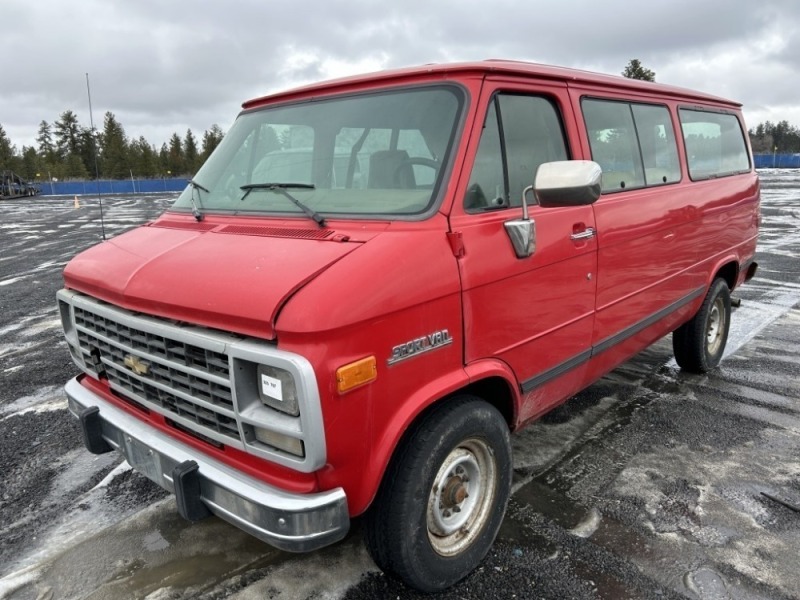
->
[673,278,731,373]
[364,396,512,592]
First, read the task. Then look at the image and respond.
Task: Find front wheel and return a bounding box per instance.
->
[364,396,512,592]
[673,278,731,373]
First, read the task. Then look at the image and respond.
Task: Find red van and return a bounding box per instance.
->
[58,61,759,591]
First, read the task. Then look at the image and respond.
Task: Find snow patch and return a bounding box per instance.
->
[570,507,602,538]
[0,565,42,598]
[225,538,378,600]
[0,385,65,420]
[92,462,133,492]
[0,276,26,287]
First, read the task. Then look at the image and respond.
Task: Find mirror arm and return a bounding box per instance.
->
[521,185,533,221]
[504,184,536,259]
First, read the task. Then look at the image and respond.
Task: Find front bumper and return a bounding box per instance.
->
[65,377,349,552]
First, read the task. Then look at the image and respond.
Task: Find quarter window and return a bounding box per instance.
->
[679,109,750,179]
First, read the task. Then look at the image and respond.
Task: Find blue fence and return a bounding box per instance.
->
[754,154,800,168]
[32,157,799,195]
[39,178,189,196]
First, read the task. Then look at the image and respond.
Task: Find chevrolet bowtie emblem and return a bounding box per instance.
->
[123,354,149,376]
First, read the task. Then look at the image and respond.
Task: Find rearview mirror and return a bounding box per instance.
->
[534,160,602,208]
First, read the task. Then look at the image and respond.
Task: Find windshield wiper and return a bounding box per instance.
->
[187,179,209,221]
[239,183,325,227]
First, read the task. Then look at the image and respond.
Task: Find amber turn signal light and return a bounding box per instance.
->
[336,356,377,393]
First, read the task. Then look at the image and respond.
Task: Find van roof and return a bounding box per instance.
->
[242,59,741,109]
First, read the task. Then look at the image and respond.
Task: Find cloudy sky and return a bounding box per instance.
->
[2,0,799,150]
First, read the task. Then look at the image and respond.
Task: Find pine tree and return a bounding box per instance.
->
[184,128,199,174]
[201,125,224,162]
[100,112,129,179]
[622,59,655,82]
[167,133,184,175]
[0,124,17,168]
[54,110,82,159]
[21,146,40,180]
[78,127,99,178]
[36,120,56,163]
[158,143,169,175]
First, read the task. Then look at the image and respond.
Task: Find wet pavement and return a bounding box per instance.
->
[1,172,799,599]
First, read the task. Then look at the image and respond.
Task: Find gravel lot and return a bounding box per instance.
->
[1,172,799,599]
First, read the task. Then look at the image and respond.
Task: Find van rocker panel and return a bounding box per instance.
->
[64,377,349,552]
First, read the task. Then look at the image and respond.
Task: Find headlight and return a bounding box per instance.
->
[257,364,299,416]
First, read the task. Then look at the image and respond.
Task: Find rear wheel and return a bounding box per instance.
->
[364,396,512,592]
[673,278,731,373]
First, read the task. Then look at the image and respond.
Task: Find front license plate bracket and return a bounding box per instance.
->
[122,434,164,484]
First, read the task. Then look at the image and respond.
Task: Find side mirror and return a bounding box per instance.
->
[534,160,602,208]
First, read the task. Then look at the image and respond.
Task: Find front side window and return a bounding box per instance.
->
[464,94,569,211]
[171,86,464,218]
[679,109,750,180]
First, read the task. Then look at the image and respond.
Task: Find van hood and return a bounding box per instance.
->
[63,220,363,339]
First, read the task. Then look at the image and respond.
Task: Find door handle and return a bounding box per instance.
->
[570,227,596,241]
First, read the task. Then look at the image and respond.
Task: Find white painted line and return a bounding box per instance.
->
[724,291,800,359]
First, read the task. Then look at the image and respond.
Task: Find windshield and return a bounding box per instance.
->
[171,85,464,219]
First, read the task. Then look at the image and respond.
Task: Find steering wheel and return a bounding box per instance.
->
[394,157,440,188]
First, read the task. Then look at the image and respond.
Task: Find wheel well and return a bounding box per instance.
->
[715,261,738,290]
[457,376,516,428]
[367,377,516,515]
[404,377,516,435]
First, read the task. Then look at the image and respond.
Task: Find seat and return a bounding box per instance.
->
[368,150,416,189]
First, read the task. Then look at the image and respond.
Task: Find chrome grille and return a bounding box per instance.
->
[104,364,239,440]
[72,305,240,445]
[75,308,229,377]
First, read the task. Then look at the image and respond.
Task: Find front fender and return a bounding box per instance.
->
[353,358,522,516]
[354,367,472,515]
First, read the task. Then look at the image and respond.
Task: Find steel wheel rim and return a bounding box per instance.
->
[706,296,726,355]
[426,438,497,557]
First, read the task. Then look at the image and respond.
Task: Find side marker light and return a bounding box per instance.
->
[336,356,377,394]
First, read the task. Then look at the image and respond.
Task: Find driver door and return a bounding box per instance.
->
[450,82,598,424]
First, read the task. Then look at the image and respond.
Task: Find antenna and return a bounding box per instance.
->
[85,73,107,240]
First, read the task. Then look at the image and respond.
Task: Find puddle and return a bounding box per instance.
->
[2,502,284,600]
[684,567,731,600]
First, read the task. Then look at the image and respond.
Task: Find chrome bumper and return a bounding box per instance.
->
[64,377,349,552]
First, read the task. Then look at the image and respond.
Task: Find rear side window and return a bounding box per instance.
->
[679,109,750,179]
[582,99,680,193]
[632,105,681,186]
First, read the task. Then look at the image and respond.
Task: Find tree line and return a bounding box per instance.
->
[2,99,798,184]
[0,110,225,182]
[748,120,800,154]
